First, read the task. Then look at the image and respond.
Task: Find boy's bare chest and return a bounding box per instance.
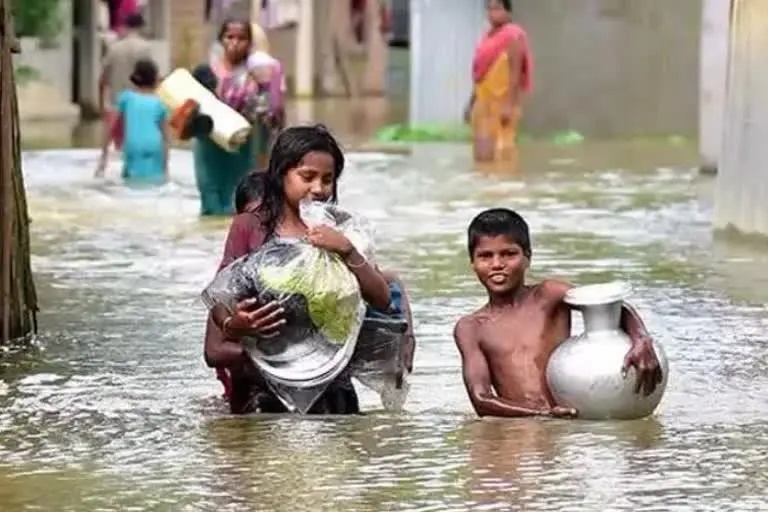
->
[476,307,554,358]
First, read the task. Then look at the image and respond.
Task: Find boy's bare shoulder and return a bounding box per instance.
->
[453,306,489,343]
[535,279,575,303]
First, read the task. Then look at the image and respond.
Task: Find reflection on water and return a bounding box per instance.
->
[2,142,768,510]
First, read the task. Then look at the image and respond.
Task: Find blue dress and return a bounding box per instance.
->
[117,90,167,186]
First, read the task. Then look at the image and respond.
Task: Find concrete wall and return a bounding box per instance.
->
[409,0,702,138]
[169,0,209,69]
[713,0,768,236]
[13,0,74,103]
[515,0,701,138]
[699,0,731,173]
[409,0,485,127]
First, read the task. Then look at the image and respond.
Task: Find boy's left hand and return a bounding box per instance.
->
[623,333,663,397]
[307,226,353,256]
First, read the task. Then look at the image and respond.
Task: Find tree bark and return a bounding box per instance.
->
[0,0,39,343]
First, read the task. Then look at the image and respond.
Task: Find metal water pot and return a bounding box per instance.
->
[545,282,669,420]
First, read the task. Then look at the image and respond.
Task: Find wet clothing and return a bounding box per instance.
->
[193,136,256,216]
[118,89,167,185]
[205,209,362,415]
[192,60,259,216]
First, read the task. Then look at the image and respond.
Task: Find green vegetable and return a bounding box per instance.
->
[259,255,362,344]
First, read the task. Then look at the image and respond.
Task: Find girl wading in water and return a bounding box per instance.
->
[203,125,401,414]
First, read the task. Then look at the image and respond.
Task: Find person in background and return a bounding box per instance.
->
[95,12,152,177]
[111,59,169,186]
[465,0,533,172]
[192,18,260,217]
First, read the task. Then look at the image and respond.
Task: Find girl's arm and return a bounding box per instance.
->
[343,249,391,311]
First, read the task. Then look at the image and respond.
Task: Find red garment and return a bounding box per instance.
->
[208,210,266,398]
[472,22,534,92]
[115,0,139,31]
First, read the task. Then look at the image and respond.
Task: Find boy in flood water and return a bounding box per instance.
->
[453,208,663,418]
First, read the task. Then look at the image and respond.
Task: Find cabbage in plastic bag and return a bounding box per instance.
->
[200,199,374,412]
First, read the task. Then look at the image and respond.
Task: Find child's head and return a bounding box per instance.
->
[258,124,345,235]
[235,171,266,213]
[467,208,531,294]
[130,59,159,88]
[217,18,252,65]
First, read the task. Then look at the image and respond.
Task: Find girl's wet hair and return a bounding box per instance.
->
[467,208,531,259]
[235,170,266,213]
[217,18,253,44]
[130,58,159,88]
[257,124,345,238]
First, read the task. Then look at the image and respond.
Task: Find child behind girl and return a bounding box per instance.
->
[114,58,169,186]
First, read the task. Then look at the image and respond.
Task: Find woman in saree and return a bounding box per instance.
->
[193,18,260,217]
[466,0,533,171]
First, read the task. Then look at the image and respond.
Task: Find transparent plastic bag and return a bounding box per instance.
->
[200,199,374,413]
[350,315,412,411]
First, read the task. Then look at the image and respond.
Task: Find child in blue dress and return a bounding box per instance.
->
[116,59,169,186]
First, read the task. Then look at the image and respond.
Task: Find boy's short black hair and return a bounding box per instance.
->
[467,208,531,259]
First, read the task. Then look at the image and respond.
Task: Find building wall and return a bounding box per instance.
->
[168,0,208,69]
[410,0,702,138]
[714,0,768,236]
[13,0,74,104]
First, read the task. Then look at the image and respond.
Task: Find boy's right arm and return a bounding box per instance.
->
[454,317,554,418]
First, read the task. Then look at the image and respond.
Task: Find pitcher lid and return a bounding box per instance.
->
[563,281,632,306]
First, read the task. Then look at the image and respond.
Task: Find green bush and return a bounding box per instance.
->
[12,0,62,39]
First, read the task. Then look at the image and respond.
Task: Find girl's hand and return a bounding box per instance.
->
[223,298,286,339]
[307,226,354,256]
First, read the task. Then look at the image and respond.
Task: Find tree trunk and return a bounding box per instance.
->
[0,0,39,343]
[363,0,387,95]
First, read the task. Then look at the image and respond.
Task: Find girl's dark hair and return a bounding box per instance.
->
[235,170,266,213]
[130,59,159,88]
[217,18,253,44]
[257,124,345,238]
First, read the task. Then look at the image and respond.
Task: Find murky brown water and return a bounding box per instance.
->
[2,135,768,511]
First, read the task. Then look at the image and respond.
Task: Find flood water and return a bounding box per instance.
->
[2,138,768,511]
